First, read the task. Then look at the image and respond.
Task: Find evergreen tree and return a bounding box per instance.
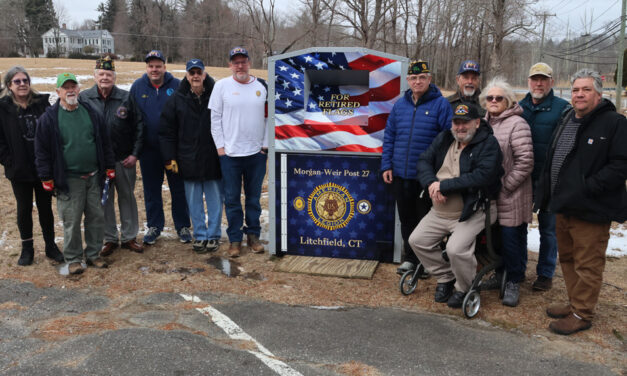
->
[97,0,117,31]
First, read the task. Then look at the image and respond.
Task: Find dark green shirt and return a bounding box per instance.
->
[58,105,98,175]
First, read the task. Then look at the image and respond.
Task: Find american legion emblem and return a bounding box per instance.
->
[307,182,355,230]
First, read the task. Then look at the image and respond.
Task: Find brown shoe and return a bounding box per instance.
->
[228,242,241,258]
[532,276,553,291]
[546,304,571,319]
[121,239,144,253]
[87,257,108,269]
[100,242,118,257]
[549,313,592,335]
[247,234,264,254]
[68,262,84,275]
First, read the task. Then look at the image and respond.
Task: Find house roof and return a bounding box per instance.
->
[42,29,112,38]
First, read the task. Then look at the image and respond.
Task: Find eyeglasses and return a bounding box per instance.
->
[486,95,504,102]
[12,78,29,85]
[188,70,203,76]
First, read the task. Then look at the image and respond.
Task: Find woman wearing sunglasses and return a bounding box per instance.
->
[480,77,533,307]
[0,66,64,265]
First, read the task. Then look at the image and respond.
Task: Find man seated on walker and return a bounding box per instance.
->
[408,103,503,308]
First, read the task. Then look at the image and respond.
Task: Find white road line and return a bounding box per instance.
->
[180,294,303,376]
[0,230,7,247]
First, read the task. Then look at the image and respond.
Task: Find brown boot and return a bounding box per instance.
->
[100,242,118,257]
[228,242,241,258]
[549,313,592,335]
[247,234,264,254]
[546,303,571,319]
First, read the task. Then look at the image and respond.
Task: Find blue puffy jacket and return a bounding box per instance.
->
[381,84,452,179]
[519,89,570,182]
[130,71,180,153]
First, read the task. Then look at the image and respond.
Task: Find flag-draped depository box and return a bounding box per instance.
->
[268,48,409,262]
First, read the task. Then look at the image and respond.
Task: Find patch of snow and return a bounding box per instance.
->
[528,224,626,257]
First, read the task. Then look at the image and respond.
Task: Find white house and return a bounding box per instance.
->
[41,26,114,56]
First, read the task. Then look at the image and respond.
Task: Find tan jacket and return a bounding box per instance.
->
[486,103,534,227]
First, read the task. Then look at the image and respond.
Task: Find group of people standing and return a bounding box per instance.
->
[383,59,626,335]
[0,46,268,275]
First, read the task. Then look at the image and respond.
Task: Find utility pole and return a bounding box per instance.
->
[538,12,556,60]
[616,0,626,113]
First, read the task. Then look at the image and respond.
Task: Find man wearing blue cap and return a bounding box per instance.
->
[447,60,485,117]
[209,47,268,257]
[159,59,222,253]
[130,50,191,246]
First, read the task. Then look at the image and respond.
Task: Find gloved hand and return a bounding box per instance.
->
[165,160,179,174]
[42,180,54,192]
[106,169,116,179]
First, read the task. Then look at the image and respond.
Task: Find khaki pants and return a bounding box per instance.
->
[409,205,496,292]
[555,214,610,321]
[57,175,104,264]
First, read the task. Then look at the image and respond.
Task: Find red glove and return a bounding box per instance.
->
[106,169,116,179]
[42,180,54,192]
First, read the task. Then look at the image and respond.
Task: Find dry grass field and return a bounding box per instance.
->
[0,58,625,374]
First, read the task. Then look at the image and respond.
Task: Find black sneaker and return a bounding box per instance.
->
[434,280,456,303]
[206,239,219,252]
[447,291,466,308]
[481,272,502,291]
[502,281,520,307]
[532,276,553,291]
[192,240,208,253]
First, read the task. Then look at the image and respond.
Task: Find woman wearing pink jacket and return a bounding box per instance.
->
[481,77,534,307]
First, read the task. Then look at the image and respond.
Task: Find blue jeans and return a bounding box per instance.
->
[536,210,557,278]
[501,223,528,283]
[184,180,223,241]
[139,148,190,231]
[219,152,267,242]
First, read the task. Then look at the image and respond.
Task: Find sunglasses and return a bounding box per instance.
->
[486,95,504,102]
[12,78,29,85]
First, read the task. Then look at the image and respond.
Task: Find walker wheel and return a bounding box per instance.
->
[399,269,418,295]
[463,289,481,318]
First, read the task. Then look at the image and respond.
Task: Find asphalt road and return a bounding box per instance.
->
[0,279,618,376]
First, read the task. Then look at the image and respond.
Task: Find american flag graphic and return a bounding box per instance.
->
[274,52,403,153]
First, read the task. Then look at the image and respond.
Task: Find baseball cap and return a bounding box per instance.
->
[408,60,430,75]
[229,46,249,60]
[145,50,166,63]
[452,103,481,121]
[529,62,553,78]
[458,60,480,75]
[95,55,115,71]
[186,59,205,71]
[56,72,78,88]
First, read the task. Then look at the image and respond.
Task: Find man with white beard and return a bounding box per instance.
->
[447,60,485,117]
[518,63,570,291]
[408,103,503,309]
[35,73,115,275]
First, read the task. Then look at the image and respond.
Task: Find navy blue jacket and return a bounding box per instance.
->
[536,99,627,223]
[519,89,570,182]
[159,76,221,181]
[34,100,115,194]
[417,120,503,222]
[382,85,452,179]
[130,72,179,153]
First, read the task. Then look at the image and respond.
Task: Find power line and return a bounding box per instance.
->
[545,52,617,64]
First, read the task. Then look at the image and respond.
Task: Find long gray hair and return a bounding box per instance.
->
[1,66,39,105]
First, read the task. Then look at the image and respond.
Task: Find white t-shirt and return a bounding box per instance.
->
[209,75,268,157]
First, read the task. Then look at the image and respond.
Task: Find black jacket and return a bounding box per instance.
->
[535,99,627,223]
[35,100,115,194]
[417,120,503,221]
[79,85,144,161]
[0,94,50,181]
[159,75,221,181]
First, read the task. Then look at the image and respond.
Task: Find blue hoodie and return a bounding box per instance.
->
[381,84,452,180]
[130,71,180,153]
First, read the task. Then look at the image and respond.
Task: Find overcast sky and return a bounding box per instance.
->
[61,0,621,40]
